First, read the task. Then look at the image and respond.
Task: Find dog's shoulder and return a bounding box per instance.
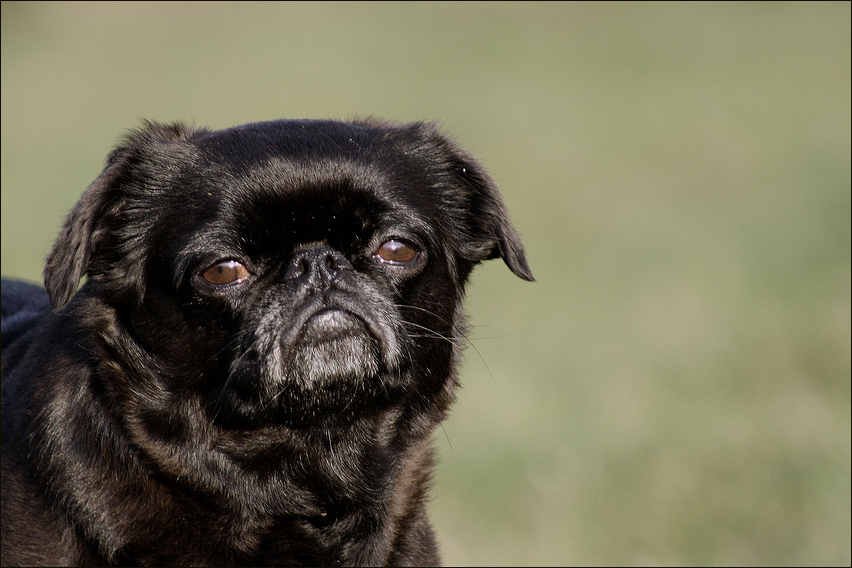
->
[1,283,112,565]
[1,279,51,350]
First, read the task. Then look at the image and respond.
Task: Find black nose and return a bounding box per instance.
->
[283,245,353,289]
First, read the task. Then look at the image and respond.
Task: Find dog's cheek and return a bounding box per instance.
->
[402,265,460,335]
[129,287,230,377]
[398,269,463,373]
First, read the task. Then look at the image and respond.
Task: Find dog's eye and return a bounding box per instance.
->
[373,239,420,266]
[200,260,251,286]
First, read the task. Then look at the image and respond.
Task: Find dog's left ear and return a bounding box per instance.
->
[452,160,534,282]
[426,126,534,282]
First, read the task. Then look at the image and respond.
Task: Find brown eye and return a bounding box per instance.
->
[373,239,420,266]
[200,260,250,286]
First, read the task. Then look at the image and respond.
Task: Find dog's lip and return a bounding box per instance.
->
[287,299,375,345]
[303,308,365,338]
[310,306,349,321]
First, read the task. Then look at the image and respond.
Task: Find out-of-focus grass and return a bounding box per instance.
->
[2,2,849,565]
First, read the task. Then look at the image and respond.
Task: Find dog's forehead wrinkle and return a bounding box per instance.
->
[222,161,389,220]
[248,155,389,191]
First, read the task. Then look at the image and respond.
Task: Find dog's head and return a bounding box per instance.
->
[44,119,532,427]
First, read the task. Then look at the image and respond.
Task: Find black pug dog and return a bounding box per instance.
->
[1,118,532,566]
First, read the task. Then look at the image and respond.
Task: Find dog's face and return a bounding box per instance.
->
[44,119,533,429]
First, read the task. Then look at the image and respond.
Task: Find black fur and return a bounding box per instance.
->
[1,118,532,566]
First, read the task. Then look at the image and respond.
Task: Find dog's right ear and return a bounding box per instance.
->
[43,148,132,311]
[43,121,203,311]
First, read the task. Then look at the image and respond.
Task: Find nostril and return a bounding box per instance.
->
[284,245,352,287]
[325,252,351,271]
[284,255,309,281]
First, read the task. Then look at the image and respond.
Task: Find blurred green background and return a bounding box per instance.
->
[2,2,849,565]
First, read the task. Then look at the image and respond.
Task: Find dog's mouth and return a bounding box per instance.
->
[301,308,368,343]
[289,304,384,386]
[220,291,408,426]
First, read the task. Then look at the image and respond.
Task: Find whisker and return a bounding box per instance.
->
[399,316,496,386]
[439,423,455,460]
